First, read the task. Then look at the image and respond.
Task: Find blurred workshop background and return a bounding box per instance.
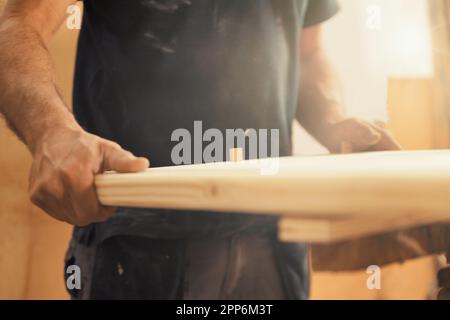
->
[1,0,450,299]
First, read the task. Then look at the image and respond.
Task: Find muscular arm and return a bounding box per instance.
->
[0,0,149,226]
[0,0,78,151]
[297,26,345,143]
[297,25,400,153]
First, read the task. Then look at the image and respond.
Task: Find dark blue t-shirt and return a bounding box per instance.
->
[73,0,338,242]
[74,0,338,165]
[72,0,338,300]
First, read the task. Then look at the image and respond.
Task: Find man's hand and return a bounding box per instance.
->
[0,1,150,226]
[29,126,149,226]
[321,118,402,153]
[297,26,401,154]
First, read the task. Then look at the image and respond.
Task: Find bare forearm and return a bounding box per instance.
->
[0,17,80,154]
[297,48,345,146]
[0,0,149,227]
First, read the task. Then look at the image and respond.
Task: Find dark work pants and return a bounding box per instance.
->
[64,234,286,300]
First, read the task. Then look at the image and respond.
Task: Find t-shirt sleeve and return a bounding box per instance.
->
[303,0,340,28]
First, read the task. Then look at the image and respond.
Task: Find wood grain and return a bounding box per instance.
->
[95,150,450,243]
[279,215,450,243]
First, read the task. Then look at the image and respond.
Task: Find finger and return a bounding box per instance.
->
[61,168,114,225]
[368,124,402,151]
[373,120,387,129]
[332,119,381,152]
[102,144,150,173]
[98,205,117,219]
[69,189,112,226]
[351,121,382,147]
[32,192,77,225]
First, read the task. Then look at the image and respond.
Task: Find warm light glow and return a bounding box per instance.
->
[384,0,433,77]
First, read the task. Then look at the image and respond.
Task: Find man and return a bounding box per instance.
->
[0,0,400,299]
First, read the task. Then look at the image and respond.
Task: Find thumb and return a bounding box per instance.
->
[102,143,150,173]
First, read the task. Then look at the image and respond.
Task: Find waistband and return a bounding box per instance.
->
[73,207,280,246]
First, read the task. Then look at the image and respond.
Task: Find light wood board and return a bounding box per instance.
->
[279,215,450,243]
[95,150,450,243]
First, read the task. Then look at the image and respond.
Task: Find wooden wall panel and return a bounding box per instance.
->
[0,0,77,299]
[0,125,33,299]
[387,79,435,150]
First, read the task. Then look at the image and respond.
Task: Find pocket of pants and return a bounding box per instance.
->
[63,238,97,300]
[220,235,287,300]
[88,236,184,300]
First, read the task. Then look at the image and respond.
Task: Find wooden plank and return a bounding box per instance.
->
[311,223,450,271]
[279,215,450,243]
[95,150,450,242]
